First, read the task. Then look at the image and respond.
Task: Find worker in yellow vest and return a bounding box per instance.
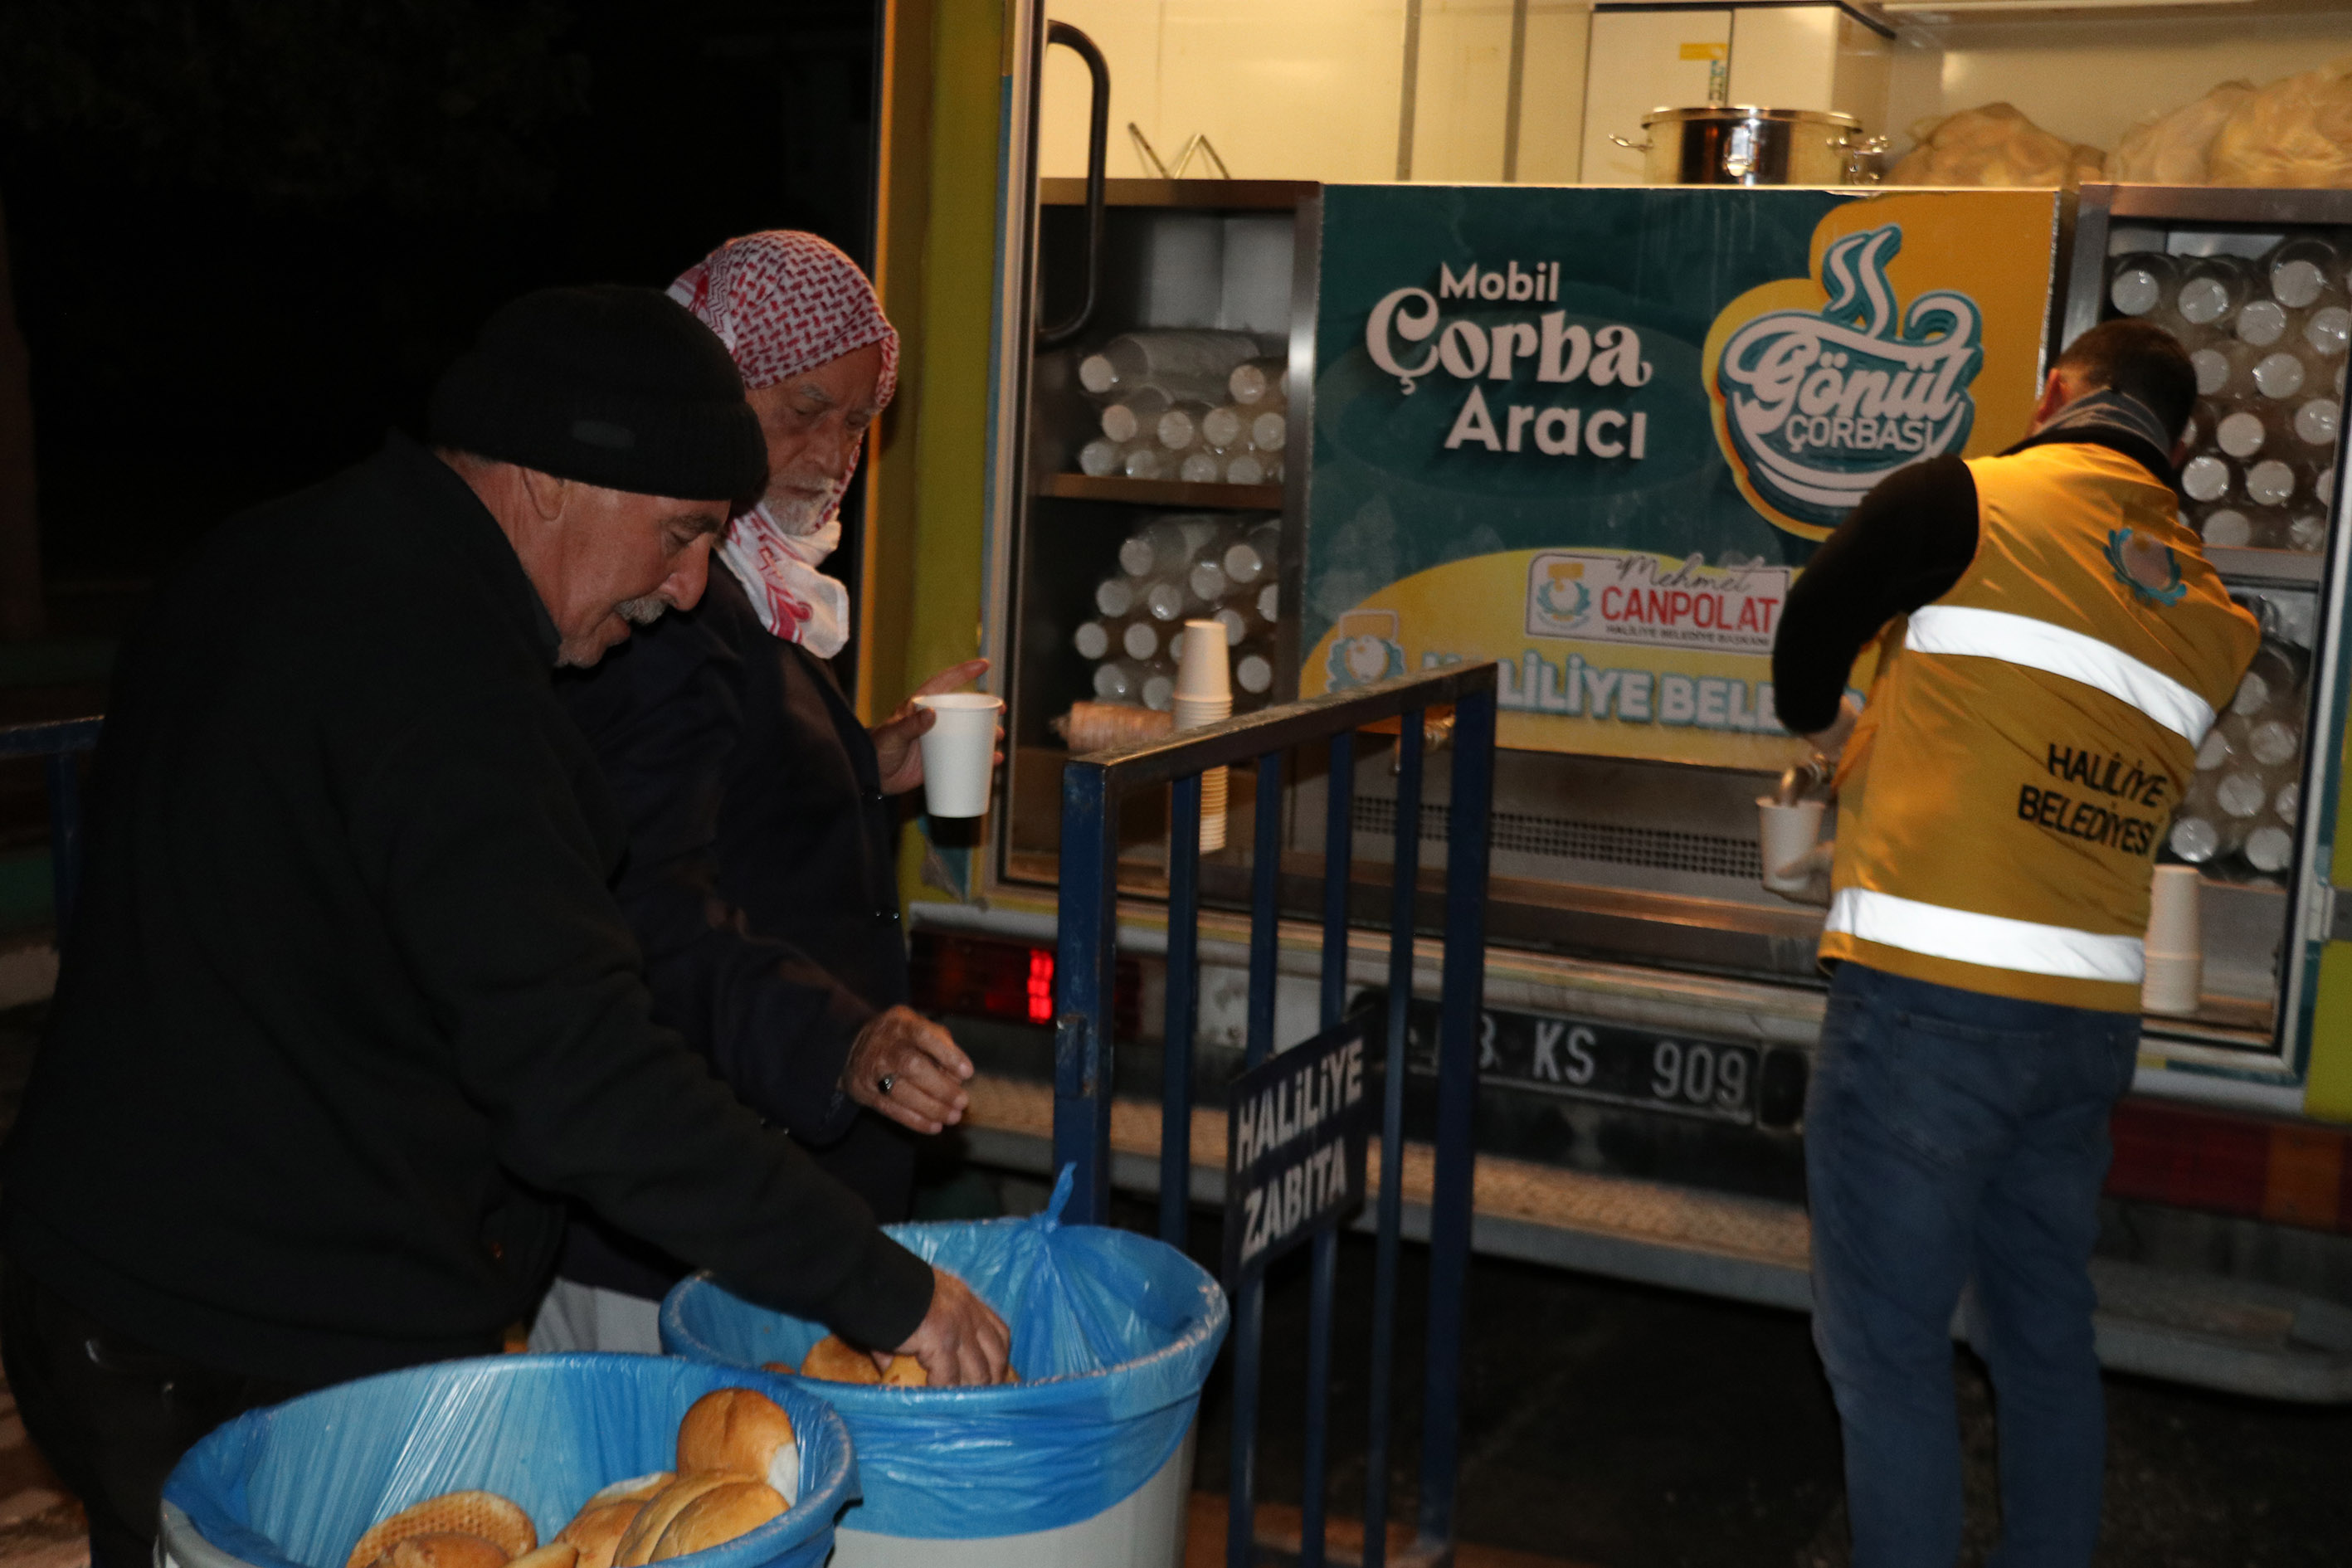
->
[1771,318,2260,1568]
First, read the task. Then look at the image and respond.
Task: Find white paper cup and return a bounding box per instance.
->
[1176,619,1231,703]
[913,694,1003,819]
[2142,951,2203,1016]
[2145,864,2203,956]
[1756,797,1828,892]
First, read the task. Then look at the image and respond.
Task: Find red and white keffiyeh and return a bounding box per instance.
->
[669,231,900,659]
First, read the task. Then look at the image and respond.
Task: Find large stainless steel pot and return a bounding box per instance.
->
[1618,106,1884,186]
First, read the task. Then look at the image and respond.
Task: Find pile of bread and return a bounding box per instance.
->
[1888,56,2352,190]
[343,1389,800,1568]
[767,1334,1015,1386]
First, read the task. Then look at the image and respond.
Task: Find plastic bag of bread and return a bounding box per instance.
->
[2113,81,2256,185]
[2209,56,2352,188]
[793,1333,1015,1387]
[162,1356,855,1568]
[1887,103,2104,188]
[662,1165,1230,1540]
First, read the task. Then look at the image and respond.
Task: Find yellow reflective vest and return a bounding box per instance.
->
[1821,440,2262,1013]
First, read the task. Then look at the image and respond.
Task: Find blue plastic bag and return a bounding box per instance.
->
[163,1355,855,1568]
[661,1167,1230,1538]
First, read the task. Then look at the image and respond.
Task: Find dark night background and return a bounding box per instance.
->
[0,0,881,606]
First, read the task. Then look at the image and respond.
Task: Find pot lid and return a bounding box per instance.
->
[1641,105,1863,129]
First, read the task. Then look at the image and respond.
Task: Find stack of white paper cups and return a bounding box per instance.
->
[1174,620,1232,852]
[2142,864,2203,1015]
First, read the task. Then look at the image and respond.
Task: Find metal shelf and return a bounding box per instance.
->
[2090,183,2352,230]
[2207,545,2328,588]
[1039,178,1314,211]
[1036,472,1284,510]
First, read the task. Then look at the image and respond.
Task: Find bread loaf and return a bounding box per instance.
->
[578,1474,673,1512]
[648,1483,787,1561]
[798,1336,884,1385]
[507,1545,578,1568]
[612,1475,744,1568]
[555,1504,640,1568]
[674,1389,798,1505]
[371,1535,510,1568]
[879,1356,928,1387]
[350,1494,536,1568]
[759,1361,796,1377]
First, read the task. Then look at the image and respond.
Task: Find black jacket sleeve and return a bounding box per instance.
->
[576,616,870,1147]
[353,693,931,1349]
[1772,455,1981,735]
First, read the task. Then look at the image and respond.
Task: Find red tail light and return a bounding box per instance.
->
[2106,1098,2352,1234]
[1026,948,1054,1024]
[909,932,1142,1039]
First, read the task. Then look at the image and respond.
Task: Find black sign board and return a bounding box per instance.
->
[1223,1020,1372,1286]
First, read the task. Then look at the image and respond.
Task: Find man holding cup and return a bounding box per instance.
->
[535,232,999,1352]
[1770,319,2259,1567]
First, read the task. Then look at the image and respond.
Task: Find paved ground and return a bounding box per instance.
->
[2,1001,2350,1568]
[1150,1190,2352,1568]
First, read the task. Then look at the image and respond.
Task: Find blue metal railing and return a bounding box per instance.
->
[1051,664,1498,1568]
[1,716,103,937]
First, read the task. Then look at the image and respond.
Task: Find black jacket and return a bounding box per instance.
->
[0,436,933,1384]
[1772,420,2180,734]
[551,567,918,1298]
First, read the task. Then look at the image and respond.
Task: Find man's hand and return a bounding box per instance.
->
[893,1266,1011,1386]
[1804,697,1862,763]
[843,1006,973,1134]
[872,659,999,796]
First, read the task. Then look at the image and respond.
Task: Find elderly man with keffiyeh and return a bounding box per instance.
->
[532,232,991,1353]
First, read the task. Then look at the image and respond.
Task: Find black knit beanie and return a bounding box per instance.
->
[429,285,767,511]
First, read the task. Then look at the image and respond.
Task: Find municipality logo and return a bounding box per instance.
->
[2104,528,2187,606]
[1531,560,1594,628]
[1712,225,1984,533]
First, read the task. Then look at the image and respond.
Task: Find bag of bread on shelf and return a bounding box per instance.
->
[163,1356,855,1568]
[1887,103,2103,188]
[2208,56,2352,189]
[660,1165,1230,1541]
[2113,81,2257,186]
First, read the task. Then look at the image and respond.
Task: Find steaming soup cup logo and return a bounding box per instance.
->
[1328,609,1406,689]
[1531,561,1593,629]
[1713,225,1984,534]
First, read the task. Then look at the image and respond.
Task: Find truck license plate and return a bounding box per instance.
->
[1400,1000,1763,1127]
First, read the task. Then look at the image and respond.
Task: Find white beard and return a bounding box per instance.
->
[762,481,833,536]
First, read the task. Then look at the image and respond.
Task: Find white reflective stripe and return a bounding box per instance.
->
[1904,606,2214,743]
[1827,887,2145,984]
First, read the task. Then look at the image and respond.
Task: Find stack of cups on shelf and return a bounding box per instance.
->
[1174,619,1232,852]
[1074,515,1281,716]
[2141,864,2203,1016]
[1072,332,1288,487]
[2168,633,2307,879]
[2109,241,2345,553]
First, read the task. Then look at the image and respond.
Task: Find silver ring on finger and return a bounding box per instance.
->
[877,1073,896,1095]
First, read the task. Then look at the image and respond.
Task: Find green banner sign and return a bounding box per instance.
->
[1303,183,2060,767]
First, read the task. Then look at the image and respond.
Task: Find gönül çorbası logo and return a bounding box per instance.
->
[1707,223,1985,539]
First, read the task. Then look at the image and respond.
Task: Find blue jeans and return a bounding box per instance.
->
[1806,962,2140,1568]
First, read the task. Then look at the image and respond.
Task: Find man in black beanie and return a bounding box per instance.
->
[0,286,1008,1568]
